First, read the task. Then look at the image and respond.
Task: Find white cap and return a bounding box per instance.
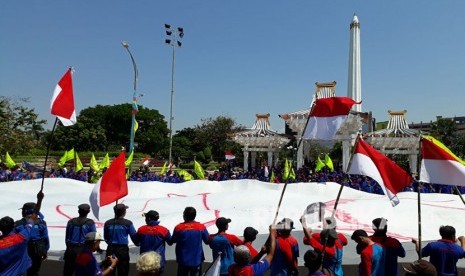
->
[85,232,104,241]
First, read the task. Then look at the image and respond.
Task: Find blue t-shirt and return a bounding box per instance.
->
[422,239,465,276]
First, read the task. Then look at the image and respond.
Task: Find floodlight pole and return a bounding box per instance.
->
[121,41,138,159]
[165,25,183,165]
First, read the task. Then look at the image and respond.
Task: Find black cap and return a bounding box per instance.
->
[243,227,259,240]
[78,204,91,211]
[20,202,36,210]
[143,210,159,221]
[114,204,129,211]
[351,229,368,240]
[20,202,36,215]
[216,217,231,229]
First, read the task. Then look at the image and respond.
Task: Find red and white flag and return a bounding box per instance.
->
[89,151,128,219]
[168,161,173,171]
[347,138,413,206]
[142,156,150,166]
[420,136,465,187]
[50,68,76,126]
[225,151,235,160]
[303,97,358,140]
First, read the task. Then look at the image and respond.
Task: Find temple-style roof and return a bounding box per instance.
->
[368,110,420,137]
[231,114,290,149]
[365,110,420,155]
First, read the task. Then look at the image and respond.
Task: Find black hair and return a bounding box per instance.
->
[183,207,196,222]
[304,250,322,273]
[0,216,14,237]
[439,225,456,240]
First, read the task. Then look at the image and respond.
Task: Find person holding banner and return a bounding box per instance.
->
[270,218,299,275]
[412,225,465,276]
[370,218,405,276]
[228,225,276,276]
[15,200,50,276]
[301,223,338,275]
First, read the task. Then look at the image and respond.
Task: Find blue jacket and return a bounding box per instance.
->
[0,223,32,276]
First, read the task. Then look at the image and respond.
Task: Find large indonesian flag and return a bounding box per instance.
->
[89,151,128,219]
[50,68,76,126]
[347,139,413,206]
[420,135,465,186]
[303,97,358,140]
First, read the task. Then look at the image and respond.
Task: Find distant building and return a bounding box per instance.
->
[408,116,465,134]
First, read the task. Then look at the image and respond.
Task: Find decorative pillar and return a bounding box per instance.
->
[342,139,352,172]
[409,154,418,174]
[251,151,257,169]
[297,141,304,169]
[267,150,273,167]
[243,150,249,172]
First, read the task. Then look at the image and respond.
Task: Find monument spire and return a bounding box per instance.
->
[347,14,361,112]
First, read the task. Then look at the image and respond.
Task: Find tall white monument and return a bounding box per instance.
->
[347,15,361,112]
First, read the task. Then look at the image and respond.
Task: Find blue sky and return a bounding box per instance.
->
[1,1,465,132]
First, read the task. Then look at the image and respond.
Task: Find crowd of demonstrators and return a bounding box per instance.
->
[3,163,465,198]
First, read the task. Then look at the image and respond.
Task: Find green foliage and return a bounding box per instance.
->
[49,104,169,154]
[0,96,47,155]
[430,118,457,147]
[196,151,205,162]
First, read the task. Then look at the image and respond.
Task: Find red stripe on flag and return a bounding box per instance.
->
[355,139,412,195]
[100,151,128,206]
[310,97,357,117]
[51,69,75,119]
[422,138,456,161]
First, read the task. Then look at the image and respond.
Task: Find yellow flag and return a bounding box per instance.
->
[100,153,110,170]
[58,150,69,167]
[325,154,334,172]
[194,160,205,179]
[5,152,16,168]
[315,156,325,172]
[75,152,83,172]
[66,148,75,161]
[269,170,275,183]
[125,150,134,166]
[178,169,193,181]
[90,153,100,171]
[160,161,167,175]
[283,159,290,181]
[134,120,139,133]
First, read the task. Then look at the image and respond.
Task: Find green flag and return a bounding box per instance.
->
[194,160,205,179]
[67,148,75,161]
[100,153,110,170]
[324,154,334,172]
[75,152,83,172]
[270,170,275,183]
[160,161,167,175]
[125,151,134,167]
[289,167,296,180]
[315,156,325,172]
[5,152,16,168]
[90,153,100,172]
[282,159,290,181]
[58,150,69,167]
[178,169,193,181]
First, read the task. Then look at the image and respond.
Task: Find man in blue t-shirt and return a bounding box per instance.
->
[412,225,465,275]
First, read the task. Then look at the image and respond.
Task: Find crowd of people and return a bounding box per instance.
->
[2,163,465,197]
[1,191,465,276]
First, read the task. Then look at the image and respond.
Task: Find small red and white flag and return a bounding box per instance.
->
[142,156,150,166]
[50,68,76,126]
[420,136,465,187]
[89,151,128,219]
[303,97,358,140]
[225,151,235,160]
[347,138,413,206]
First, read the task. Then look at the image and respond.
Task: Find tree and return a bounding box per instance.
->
[0,96,47,155]
[430,117,457,146]
[51,104,169,154]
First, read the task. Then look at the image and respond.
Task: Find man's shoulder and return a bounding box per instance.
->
[174,221,205,232]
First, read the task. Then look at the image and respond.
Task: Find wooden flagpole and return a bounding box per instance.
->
[272,98,317,224]
[39,118,58,192]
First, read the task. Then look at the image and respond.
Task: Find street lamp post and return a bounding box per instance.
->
[121,41,139,158]
[165,24,184,165]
